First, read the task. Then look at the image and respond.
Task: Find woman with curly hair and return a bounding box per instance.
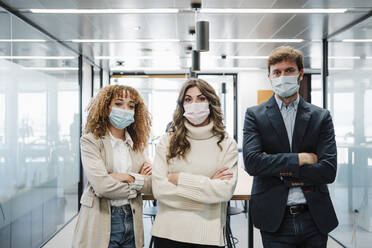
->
[151,78,238,248]
[72,85,152,248]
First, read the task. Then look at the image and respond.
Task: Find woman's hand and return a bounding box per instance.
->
[140,162,152,175]
[210,167,233,180]
[167,172,180,185]
[110,173,135,183]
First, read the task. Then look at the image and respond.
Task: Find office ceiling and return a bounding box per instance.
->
[0,0,372,72]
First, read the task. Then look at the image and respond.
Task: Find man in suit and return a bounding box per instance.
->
[243,46,338,247]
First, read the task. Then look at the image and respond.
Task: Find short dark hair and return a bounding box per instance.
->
[267,46,304,73]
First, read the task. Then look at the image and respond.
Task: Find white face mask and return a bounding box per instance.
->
[270,74,300,98]
[183,102,210,125]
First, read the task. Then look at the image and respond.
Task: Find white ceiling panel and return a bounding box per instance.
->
[0,0,371,70]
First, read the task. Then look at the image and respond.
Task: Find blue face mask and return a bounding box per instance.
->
[109,107,134,129]
[270,74,300,98]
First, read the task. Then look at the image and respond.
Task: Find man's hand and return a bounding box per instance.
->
[210,167,233,180]
[298,153,318,166]
[140,162,152,175]
[167,172,180,185]
[110,173,135,183]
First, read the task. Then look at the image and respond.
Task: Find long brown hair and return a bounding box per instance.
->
[167,78,225,163]
[84,85,151,151]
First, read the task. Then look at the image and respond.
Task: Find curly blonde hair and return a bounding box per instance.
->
[167,78,226,163]
[84,85,151,151]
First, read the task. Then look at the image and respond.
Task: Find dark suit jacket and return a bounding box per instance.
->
[243,95,338,234]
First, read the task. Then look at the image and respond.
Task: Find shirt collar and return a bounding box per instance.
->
[109,131,134,149]
[275,94,300,111]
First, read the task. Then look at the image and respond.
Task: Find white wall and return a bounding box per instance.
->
[237,70,272,147]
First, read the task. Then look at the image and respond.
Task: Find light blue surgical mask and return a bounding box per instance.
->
[270,74,300,98]
[109,107,134,129]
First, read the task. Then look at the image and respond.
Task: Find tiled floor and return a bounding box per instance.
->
[43,209,343,248]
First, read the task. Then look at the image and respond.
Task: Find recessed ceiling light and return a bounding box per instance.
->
[222,56,269,59]
[0,39,47,42]
[328,56,360,59]
[342,39,372,42]
[71,39,180,43]
[0,56,75,60]
[22,66,78,71]
[96,56,154,60]
[29,8,179,14]
[200,8,347,14]
[210,39,304,43]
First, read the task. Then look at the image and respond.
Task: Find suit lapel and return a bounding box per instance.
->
[102,134,114,173]
[292,97,311,153]
[265,96,290,152]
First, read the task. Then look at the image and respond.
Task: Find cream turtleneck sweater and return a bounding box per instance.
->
[151,121,238,246]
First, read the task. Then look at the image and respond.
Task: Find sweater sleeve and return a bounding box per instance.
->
[176,138,238,204]
[80,134,132,200]
[152,135,205,211]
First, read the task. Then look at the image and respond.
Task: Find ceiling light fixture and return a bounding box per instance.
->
[328,56,360,59]
[71,39,180,43]
[0,56,75,60]
[210,39,304,43]
[29,8,179,14]
[342,39,372,42]
[200,8,347,14]
[224,56,269,59]
[0,39,47,42]
[95,56,154,60]
[22,66,79,71]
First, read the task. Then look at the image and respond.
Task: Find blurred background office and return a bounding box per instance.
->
[0,0,371,247]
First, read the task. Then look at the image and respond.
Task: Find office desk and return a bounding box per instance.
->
[143,167,254,248]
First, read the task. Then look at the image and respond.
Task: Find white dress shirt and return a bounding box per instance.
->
[109,131,144,207]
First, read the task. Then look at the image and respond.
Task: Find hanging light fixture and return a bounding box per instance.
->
[196,21,209,52]
[191,50,200,72]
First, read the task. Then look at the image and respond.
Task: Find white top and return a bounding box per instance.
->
[109,131,144,207]
[151,121,238,246]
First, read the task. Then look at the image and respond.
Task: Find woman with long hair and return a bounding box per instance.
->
[151,78,238,247]
[72,85,152,248]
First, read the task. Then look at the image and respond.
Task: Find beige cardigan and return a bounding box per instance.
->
[151,121,238,246]
[72,132,152,248]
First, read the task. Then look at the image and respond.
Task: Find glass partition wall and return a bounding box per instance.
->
[0,7,80,248]
[327,18,372,248]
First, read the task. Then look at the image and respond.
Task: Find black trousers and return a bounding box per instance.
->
[153,237,224,248]
[260,210,327,248]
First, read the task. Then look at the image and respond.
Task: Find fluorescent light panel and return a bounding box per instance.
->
[0,56,75,60]
[211,39,304,43]
[72,38,302,43]
[111,66,262,71]
[29,8,346,14]
[71,39,180,43]
[342,39,372,42]
[328,56,360,59]
[22,66,78,71]
[0,39,47,42]
[200,8,347,14]
[29,8,179,14]
[224,56,269,59]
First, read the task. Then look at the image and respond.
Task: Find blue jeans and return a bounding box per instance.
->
[260,210,327,248]
[109,205,135,248]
